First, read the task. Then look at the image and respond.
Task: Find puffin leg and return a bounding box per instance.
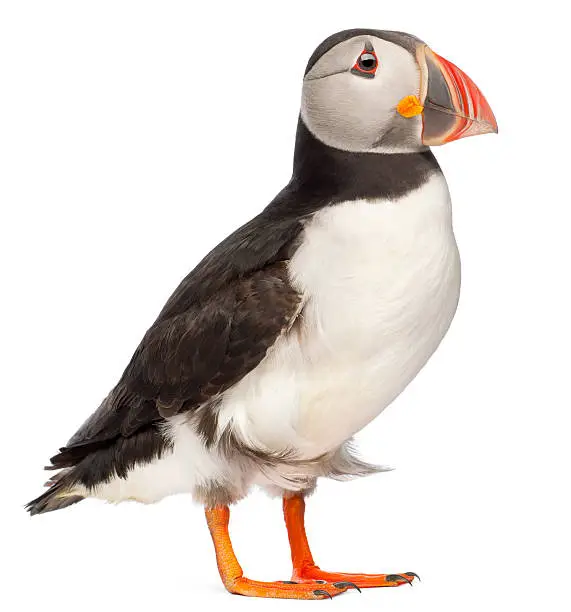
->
[283,494,418,588]
[205,505,352,599]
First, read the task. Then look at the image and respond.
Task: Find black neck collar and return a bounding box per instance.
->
[265,118,441,218]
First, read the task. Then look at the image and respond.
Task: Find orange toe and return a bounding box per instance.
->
[294,566,419,588]
[225,577,350,599]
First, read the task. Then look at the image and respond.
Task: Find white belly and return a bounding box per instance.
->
[220,172,461,458]
[82,172,461,505]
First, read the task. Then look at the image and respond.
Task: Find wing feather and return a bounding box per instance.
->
[57,260,302,461]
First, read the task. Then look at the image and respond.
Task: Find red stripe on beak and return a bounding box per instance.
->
[420,47,498,146]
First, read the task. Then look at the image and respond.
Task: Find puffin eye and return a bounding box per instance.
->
[351,49,379,78]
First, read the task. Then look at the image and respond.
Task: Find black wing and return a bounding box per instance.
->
[54,259,301,460]
[48,200,306,478]
[125,259,302,418]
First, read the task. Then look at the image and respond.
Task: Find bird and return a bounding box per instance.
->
[27,28,497,600]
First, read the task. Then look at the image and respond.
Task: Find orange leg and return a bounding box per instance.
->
[205,505,354,599]
[283,494,419,588]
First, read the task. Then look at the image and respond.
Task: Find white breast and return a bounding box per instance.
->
[80,172,461,506]
[219,172,461,460]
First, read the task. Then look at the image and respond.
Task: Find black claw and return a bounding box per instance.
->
[386,574,414,586]
[313,589,333,600]
[333,581,361,593]
[280,580,298,584]
[405,572,421,582]
[315,580,327,584]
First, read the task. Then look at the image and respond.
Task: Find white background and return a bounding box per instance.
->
[1,1,570,611]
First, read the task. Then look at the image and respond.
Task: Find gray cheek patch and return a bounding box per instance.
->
[372,115,422,150]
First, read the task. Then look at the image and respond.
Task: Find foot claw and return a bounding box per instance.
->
[333,581,361,593]
[405,572,420,582]
[313,589,333,600]
[387,574,413,586]
[315,580,327,584]
[280,581,298,584]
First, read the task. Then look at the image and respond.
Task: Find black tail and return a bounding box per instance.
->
[26,384,168,515]
[26,471,85,516]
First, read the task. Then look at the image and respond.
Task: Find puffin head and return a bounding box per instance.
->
[302,29,497,154]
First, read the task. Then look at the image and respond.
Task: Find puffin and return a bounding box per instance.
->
[27,29,497,600]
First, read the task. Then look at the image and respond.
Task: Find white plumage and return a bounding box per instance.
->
[82,171,460,505]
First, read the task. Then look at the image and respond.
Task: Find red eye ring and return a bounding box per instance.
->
[351,48,379,78]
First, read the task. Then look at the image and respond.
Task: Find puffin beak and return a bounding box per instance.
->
[416,45,498,145]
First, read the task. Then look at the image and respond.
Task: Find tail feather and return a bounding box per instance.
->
[26,471,85,516]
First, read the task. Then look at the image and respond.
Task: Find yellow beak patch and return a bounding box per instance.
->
[397,95,424,118]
